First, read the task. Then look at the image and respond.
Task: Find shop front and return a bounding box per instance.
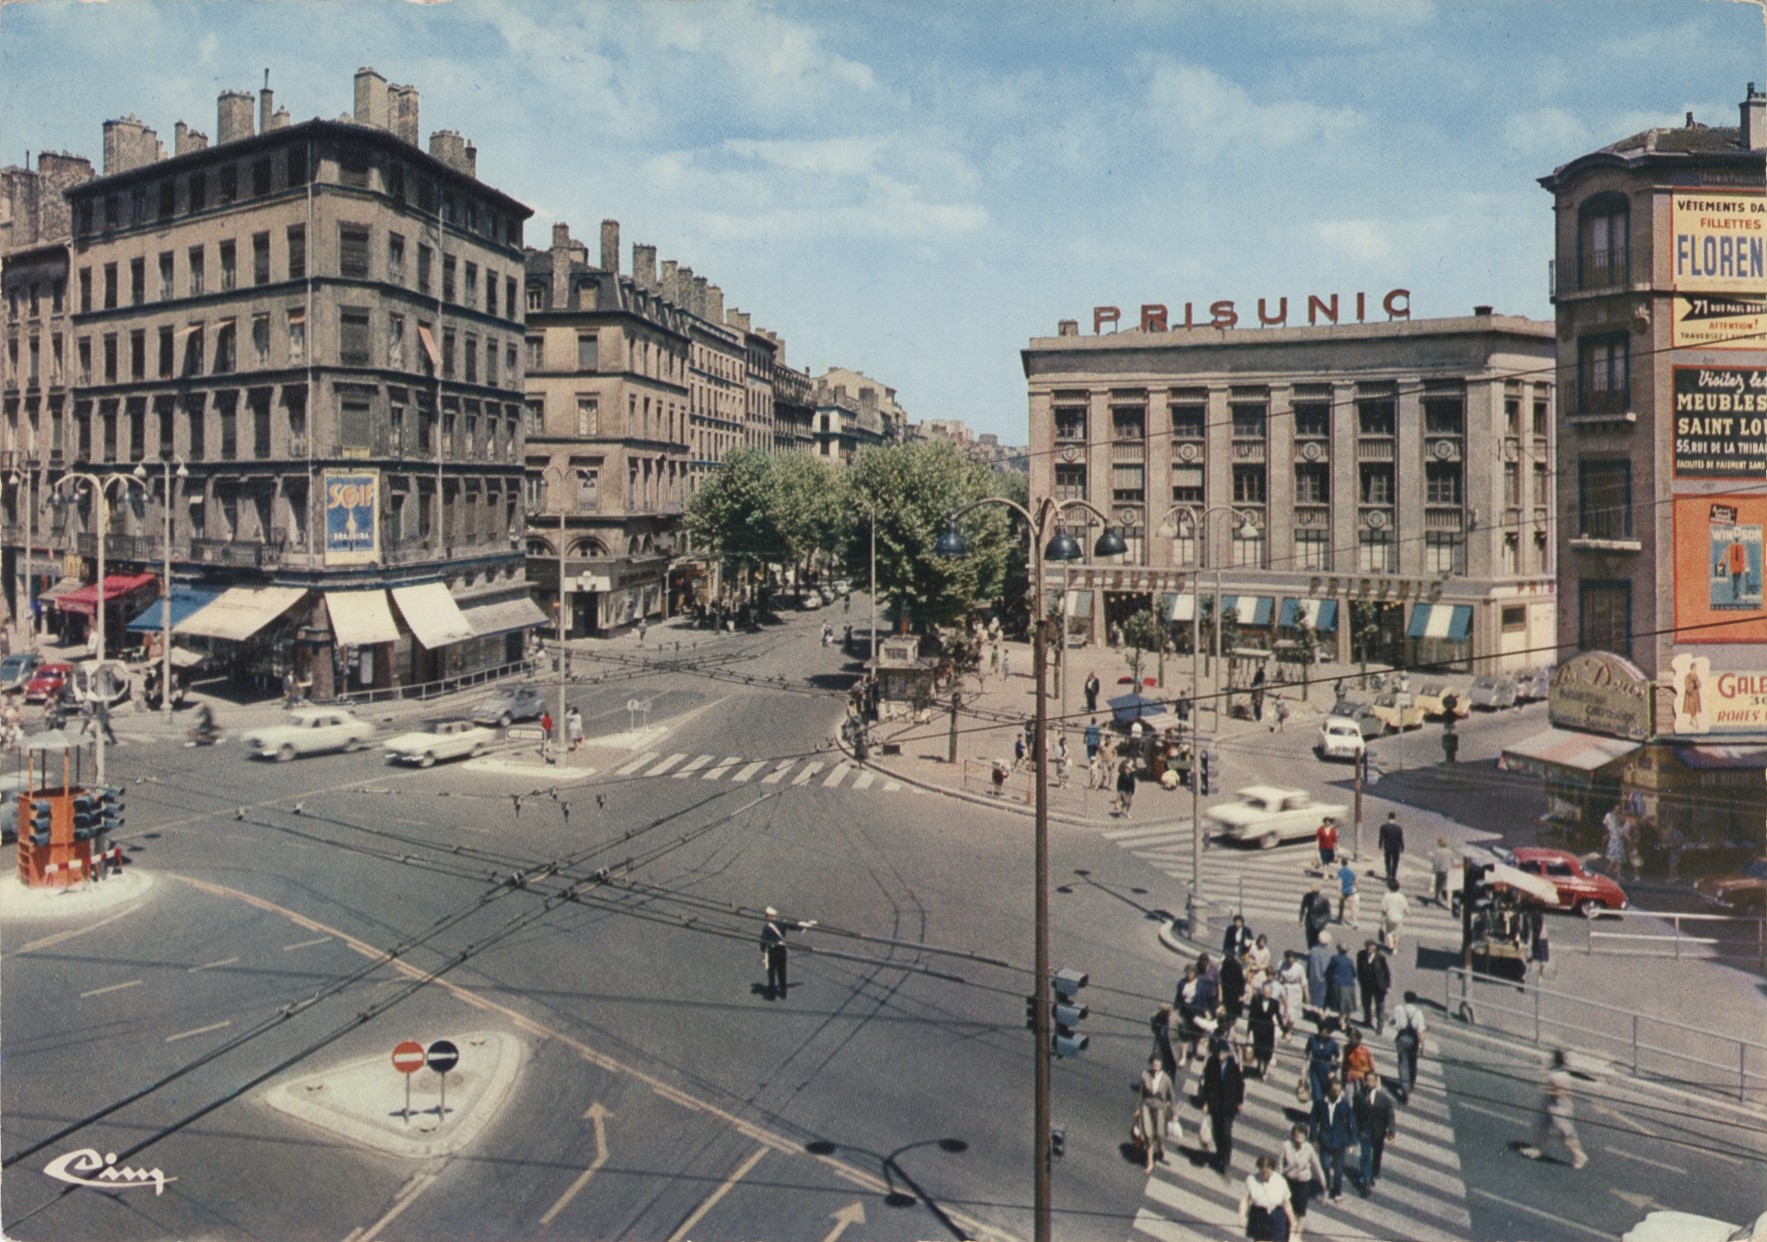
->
[1406,601,1474,673]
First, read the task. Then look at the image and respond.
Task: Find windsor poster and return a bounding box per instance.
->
[1674,495,1767,644]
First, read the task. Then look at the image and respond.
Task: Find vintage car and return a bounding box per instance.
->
[22,661,76,704]
[470,685,549,728]
[1413,683,1471,720]
[384,719,497,767]
[1206,786,1349,850]
[1515,665,1555,702]
[1368,692,1427,732]
[244,708,375,762]
[1695,857,1767,914]
[1314,716,1368,761]
[1467,674,1519,710]
[1624,1209,1766,1242]
[0,652,43,694]
[1498,846,1629,916]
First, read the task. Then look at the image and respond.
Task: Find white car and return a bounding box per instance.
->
[1315,716,1367,761]
[1206,786,1349,850]
[245,708,375,762]
[1624,1210,1766,1242]
[384,719,496,768]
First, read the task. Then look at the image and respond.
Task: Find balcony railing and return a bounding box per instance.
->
[1356,440,1396,461]
[192,537,280,568]
[78,531,166,561]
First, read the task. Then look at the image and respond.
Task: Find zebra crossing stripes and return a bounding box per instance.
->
[672,754,712,778]
[645,753,687,776]
[791,761,824,786]
[821,761,854,788]
[704,756,742,780]
[731,760,767,783]
[851,769,876,790]
[604,751,922,798]
[761,760,794,784]
[615,751,659,776]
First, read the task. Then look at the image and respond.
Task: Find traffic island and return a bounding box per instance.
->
[0,867,154,919]
[265,1029,525,1159]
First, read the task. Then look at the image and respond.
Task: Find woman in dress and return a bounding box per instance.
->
[1238,1155,1297,1240]
[1246,933,1272,988]
[1276,950,1307,1041]
[1342,1026,1376,1089]
[1136,1054,1175,1175]
[1176,965,1207,1063]
[1247,980,1282,1080]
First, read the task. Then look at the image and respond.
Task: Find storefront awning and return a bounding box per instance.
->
[1501,727,1638,778]
[459,596,550,637]
[326,590,399,646]
[391,583,477,648]
[177,586,307,640]
[1169,594,1196,623]
[1221,595,1275,626]
[1278,598,1339,632]
[55,572,158,617]
[1064,589,1094,619]
[1407,603,1473,641]
[127,586,223,632]
[1673,745,1767,771]
[38,575,84,602]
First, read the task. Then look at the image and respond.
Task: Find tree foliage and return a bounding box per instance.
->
[683,447,842,586]
[1121,608,1164,684]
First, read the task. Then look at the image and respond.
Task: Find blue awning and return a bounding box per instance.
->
[127,586,222,633]
[1221,595,1275,626]
[1279,598,1339,633]
[1408,603,1473,641]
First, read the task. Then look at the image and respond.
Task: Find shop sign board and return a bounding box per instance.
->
[1671,191,1767,294]
[1548,651,1652,741]
[1673,295,1767,351]
[1673,496,1767,644]
[1668,653,1767,735]
[1672,366,1767,477]
[323,470,380,566]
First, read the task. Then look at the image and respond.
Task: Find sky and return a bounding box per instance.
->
[3,0,1765,444]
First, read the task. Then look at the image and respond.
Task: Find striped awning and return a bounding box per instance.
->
[1279,598,1340,633]
[1169,594,1196,623]
[1220,595,1275,626]
[1408,603,1473,641]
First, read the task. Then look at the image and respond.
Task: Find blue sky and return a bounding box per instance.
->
[4,0,1764,442]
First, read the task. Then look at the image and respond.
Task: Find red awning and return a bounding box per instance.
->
[55,572,158,617]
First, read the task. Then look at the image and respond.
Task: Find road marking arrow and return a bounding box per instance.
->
[539,1102,613,1229]
[821,1200,866,1242]
[1609,1188,1663,1212]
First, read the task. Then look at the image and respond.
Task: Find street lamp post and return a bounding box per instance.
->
[133,458,187,721]
[936,495,1123,1242]
[537,464,581,767]
[851,494,879,664]
[10,461,38,652]
[57,470,143,785]
[1157,503,1261,941]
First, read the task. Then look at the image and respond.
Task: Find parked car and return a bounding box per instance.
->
[797,593,824,611]
[244,708,375,762]
[471,684,548,728]
[1368,692,1426,732]
[1695,856,1767,913]
[23,662,75,705]
[384,719,497,767]
[1624,1209,1766,1242]
[1467,674,1519,710]
[0,652,43,694]
[1340,702,1390,739]
[1516,664,1555,702]
[1206,786,1348,850]
[1497,846,1629,916]
[1314,716,1367,761]
[1414,683,1470,720]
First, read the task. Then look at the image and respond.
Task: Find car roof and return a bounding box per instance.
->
[1236,785,1308,799]
[1510,847,1580,864]
[1322,717,1361,729]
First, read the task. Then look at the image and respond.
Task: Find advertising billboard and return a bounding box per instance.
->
[1673,496,1767,644]
[323,470,380,566]
[1672,366,1767,477]
[1669,654,1767,735]
[1672,295,1767,351]
[1671,191,1767,294]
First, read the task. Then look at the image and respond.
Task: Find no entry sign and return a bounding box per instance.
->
[391,1041,425,1075]
[426,1039,460,1074]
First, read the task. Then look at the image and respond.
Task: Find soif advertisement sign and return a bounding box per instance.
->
[1671,191,1767,294]
[324,470,380,566]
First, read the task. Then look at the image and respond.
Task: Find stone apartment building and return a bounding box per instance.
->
[0,68,538,698]
[810,366,906,464]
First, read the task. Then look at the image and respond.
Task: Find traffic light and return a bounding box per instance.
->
[1049,1127,1066,1159]
[1024,994,1038,1031]
[69,794,99,841]
[26,798,52,847]
[1050,967,1089,1057]
[1199,750,1217,796]
[1458,859,1494,922]
[97,786,124,835]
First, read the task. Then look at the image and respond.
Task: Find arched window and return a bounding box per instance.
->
[1578,192,1629,290]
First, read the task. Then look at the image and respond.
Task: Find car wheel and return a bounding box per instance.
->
[1259,830,1280,850]
[277,743,296,763]
[1577,898,1602,919]
[499,713,512,729]
[419,751,436,769]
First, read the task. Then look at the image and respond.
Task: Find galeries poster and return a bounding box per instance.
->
[1669,654,1767,735]
[1673,495,1767,644]
[1672,365,1767,477]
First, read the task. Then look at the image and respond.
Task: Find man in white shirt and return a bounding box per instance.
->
[1379,881,1409,952]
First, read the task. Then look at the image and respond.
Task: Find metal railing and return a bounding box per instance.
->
[1585,908,1767,968]
[1444,965,1766,1103]
[333,658,535,707]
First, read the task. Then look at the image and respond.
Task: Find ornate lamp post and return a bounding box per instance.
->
[536,464,584,767]
[133,458,187,720]
[9,461,40,651]
[56,469,144,785]
[935,495,1123,1242]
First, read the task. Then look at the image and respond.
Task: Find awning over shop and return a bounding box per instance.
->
[1278,598,1340,632]
[459,596,550,637]
[127,586,223,632]
[177,586,307,641]
[391,583,477,648]
[326,590,399,646]
[1064,589,1094,619]
[1407,603,1473,641]
[1221,595,1275,626]
[38,575,85,602]
[55,572,157,617]
[1500,727,1637,780]
[1169,594,1196,623]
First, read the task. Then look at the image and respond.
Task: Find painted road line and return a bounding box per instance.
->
[1602,1145,1687,1174]
[80,979,143,998]
[1468,1188,1613,1241]
[189,956,240,972]
[791,762,823,786]
[672,754,713,779]
[284,936,332,952]
[664,1146,768,1242]
[1131,1206,1188,1242]
[615,751,658,776]
[761,760,794,784]
[883,780,901,792]
[539,1102,611,1229]
[13,907,139,955]
[821,762,851,788]
[1103,824,1191,844]
[731,760,766,783]
[358,1171,439,1242]
[645,753,687,776]
[166,1020,233,1043]
[851,769,876,790]
[704,756,742,780]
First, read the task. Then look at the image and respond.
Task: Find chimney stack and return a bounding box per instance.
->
[259,71,274,134]
[1744,83,1767,151]
[217,90,255,144]
[707,283,724,325]
[428,130,470,174]
[552,221,572,251]
[661,259,679,303]
[268,107,290,131]
[390,84,421,145]
[633,243,657,291]
[102,115,159,175]
[463,140,477,179]
[354,66,389,130]
[727,308,751,332]
[600,219,620,273]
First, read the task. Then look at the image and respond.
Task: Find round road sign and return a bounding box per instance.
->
[391,1041,426,1075]
[425,1039,460,1074]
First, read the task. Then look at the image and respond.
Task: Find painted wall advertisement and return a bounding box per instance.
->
[1669,654,1767,734]
[1671,190,1766,294]
[1672,294,1767,351]
[1672,366,1767,477]
[323,470,380,566]
[1673,495,1767,644]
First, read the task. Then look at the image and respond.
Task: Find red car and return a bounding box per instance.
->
[22,662,75,705]
[1502,847,1629,916]
[1695,857,1767,913]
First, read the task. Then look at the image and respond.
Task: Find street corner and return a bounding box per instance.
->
[264,1029,527,1160]
[586,723,671,751]
[461,754,599,782]
[0,867,155,922]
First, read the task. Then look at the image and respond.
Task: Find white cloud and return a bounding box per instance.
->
[1140,57,1365,163]
[1502,107,1590,160]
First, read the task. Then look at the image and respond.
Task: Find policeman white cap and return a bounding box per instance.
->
[765,907,778,918]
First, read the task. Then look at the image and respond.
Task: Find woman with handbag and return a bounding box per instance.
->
[1136,1054,1175,1174]
[1275,1125,1326,1240]
[1237,1155,1297,1240]
[1247,980,1282,1079]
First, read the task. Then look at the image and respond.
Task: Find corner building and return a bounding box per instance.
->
[1023,311,1557,674]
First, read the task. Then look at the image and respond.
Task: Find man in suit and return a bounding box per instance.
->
[1357,939,1392,1032]
[1199,1037,1245,1175]
[1309,1076,1357,1204]
[1352,1070,1398,1196]
[1378,811,1406,888]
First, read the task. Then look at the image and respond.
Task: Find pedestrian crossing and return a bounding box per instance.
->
[609,751,918,796]
[1100,820,1465,946]
[1131,1034,1473,1241]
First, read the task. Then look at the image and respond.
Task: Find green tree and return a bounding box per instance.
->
[1121,607,1164,686]
[1350,600,1382,688]
[683,447,789,587]
[1291,618,1319,701]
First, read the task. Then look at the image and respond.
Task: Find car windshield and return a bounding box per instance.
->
[0,656,29,675]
